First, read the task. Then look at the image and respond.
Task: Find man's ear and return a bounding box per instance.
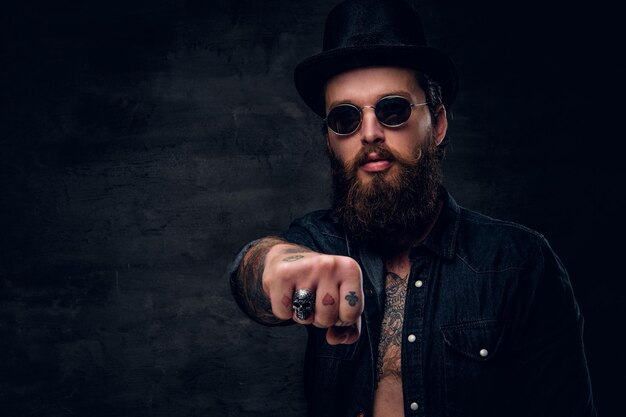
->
[433,104,448,146]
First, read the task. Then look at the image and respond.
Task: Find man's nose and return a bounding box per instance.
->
[360,107,385,145]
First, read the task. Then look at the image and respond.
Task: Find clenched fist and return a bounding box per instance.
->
[263,243,364,344]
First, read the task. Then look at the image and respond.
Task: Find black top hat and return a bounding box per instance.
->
[294,0,458,118]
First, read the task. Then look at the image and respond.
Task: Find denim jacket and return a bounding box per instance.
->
[230,190,596,417]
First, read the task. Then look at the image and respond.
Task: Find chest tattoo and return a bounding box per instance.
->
[376,270,409,380]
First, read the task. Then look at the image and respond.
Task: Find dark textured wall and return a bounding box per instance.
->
[1,0,622,416]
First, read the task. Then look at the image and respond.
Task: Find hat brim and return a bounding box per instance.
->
[294,45,458,118]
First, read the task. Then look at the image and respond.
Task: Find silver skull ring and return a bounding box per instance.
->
[292,289,315,320]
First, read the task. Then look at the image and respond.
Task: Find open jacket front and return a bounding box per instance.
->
[230,189,596,417]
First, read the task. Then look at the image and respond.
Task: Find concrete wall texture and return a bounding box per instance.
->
[1,0,622,416]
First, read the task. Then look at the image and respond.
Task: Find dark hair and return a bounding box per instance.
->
[416,72,443,126]
[416,72,448,156]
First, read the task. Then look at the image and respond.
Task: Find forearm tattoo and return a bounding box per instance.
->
[231,237,313,325]
[376,271,408,380]
[232,236,285,325]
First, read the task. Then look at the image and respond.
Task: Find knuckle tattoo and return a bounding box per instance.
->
[345,291,359,307]
[322,293,336,306]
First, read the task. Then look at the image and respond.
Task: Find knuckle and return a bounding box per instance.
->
[341,310,361,323]
[313,318,333,328]
[276,270,293,286]
[273,260,293,276]
[347,258,362,274]
[269,262,287,280]
[342,260,362,282]
[272,306,291,319]
[316,311,338,328]
[316,254,337,271]
[273,260,307,283]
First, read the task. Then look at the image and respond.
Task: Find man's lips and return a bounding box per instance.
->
[359,153,394,173]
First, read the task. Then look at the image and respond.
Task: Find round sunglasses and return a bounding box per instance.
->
[325,95,429,136]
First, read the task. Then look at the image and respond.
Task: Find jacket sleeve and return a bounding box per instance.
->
[512,236,596,417]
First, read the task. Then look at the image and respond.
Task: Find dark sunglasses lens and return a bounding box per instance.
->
[376,97,412,126]
[327,105,361,135]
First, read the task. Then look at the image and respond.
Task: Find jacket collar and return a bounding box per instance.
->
[420,187,460,260]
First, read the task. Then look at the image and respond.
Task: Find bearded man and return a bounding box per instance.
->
[229,1,596,416]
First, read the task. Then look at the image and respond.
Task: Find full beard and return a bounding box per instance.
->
[329,134,443,254]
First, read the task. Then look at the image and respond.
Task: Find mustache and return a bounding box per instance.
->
[353,145,396,166]
[346,144,423,172]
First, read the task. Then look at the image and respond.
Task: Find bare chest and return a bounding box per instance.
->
[376,256,411,380]
[372,256,411,417]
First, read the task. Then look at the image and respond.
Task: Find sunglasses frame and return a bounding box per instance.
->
[324,95,430,136]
